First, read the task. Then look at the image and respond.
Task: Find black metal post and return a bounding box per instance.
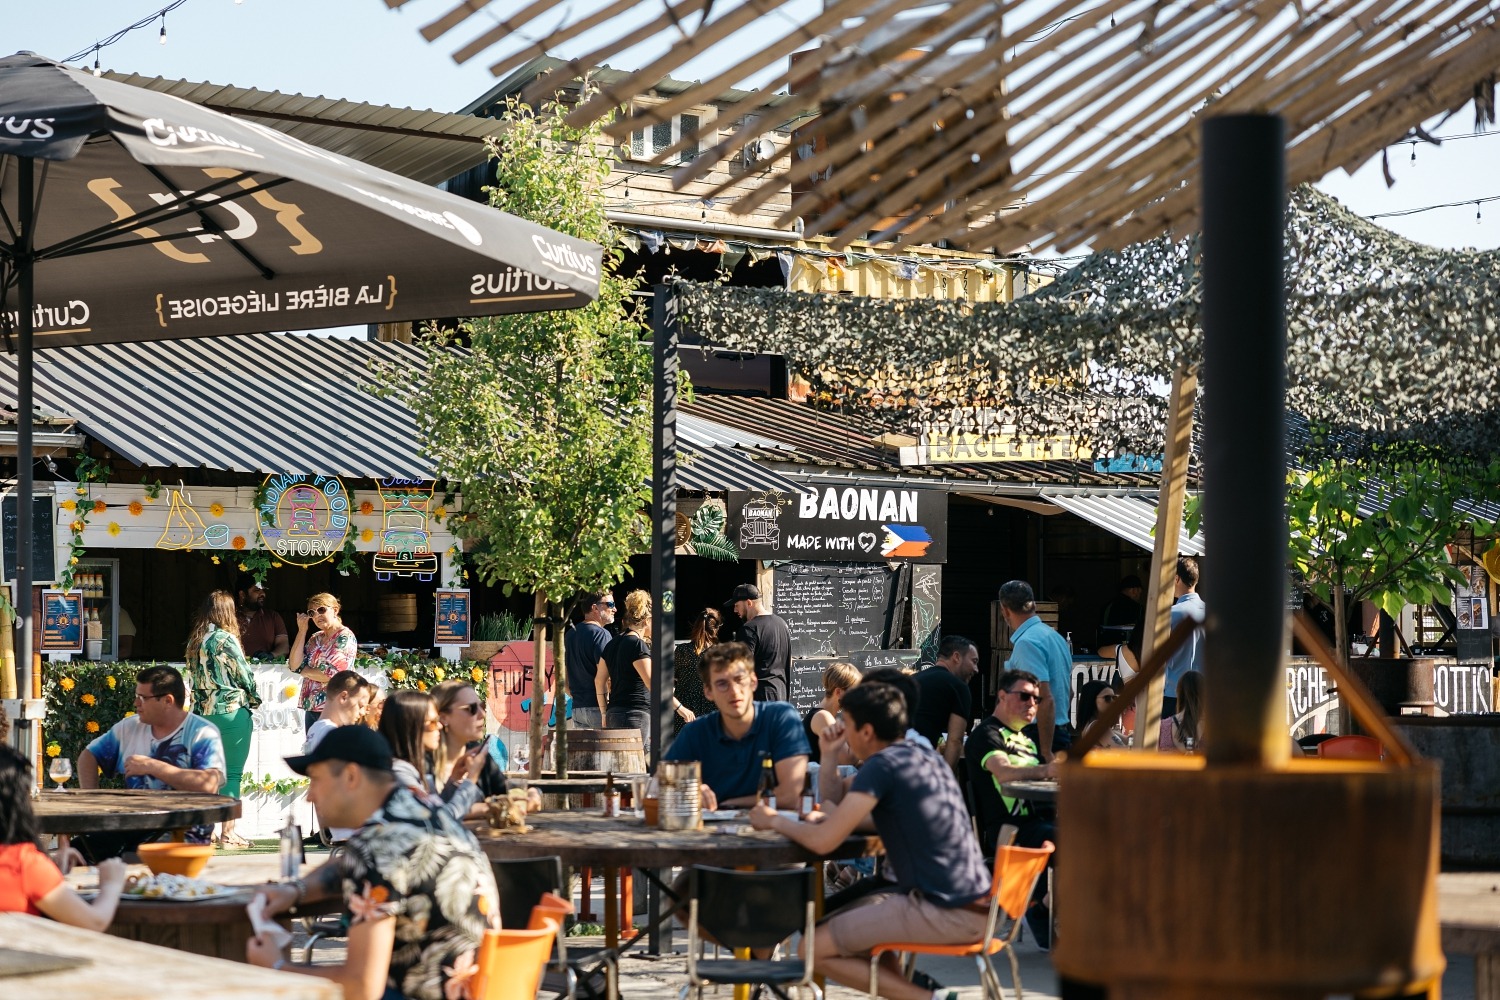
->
[1199,114,1289,765]
[16,157,36,765]
[648,284,678,954]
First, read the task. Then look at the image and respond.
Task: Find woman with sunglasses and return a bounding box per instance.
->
[378,689,486,818]
[432,681,545,815]
[1075,679,1129,748]
[289,592,357,733]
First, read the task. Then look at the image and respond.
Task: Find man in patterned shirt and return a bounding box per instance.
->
[250,726,501,1000]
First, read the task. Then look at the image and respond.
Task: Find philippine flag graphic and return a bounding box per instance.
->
[881,524,932,558]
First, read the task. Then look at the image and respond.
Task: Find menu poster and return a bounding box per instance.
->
[42,589,84,653]
[434,589,471,647]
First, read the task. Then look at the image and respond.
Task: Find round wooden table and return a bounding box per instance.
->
[476,811,882,948]
[34,789,241,836]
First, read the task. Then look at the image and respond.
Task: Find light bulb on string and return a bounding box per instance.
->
[1478,202,1483,224]
[93,46,101,77]
[1410,141,1416,162]
[159,15,167,44]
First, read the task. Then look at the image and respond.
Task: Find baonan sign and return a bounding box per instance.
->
[727,487,947,563]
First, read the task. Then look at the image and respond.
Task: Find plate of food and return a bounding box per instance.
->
[121,872,244,902]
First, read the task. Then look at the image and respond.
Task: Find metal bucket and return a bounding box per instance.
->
[658,759,702,832]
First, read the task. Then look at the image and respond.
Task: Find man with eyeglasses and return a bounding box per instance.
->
[662,641,809,809]
[966,668,1057,947]
[567,590,616,729]
[76,665,226,857]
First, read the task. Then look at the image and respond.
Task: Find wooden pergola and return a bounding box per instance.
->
[387,2,1498,995]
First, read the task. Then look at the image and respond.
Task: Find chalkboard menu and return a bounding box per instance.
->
[3,494,57,585]
[788,650,923,714]
[773,562,900,658]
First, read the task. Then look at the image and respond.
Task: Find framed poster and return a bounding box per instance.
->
[41,589,84,653]
[434,589,471,647]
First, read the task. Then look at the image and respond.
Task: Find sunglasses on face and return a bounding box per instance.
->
[1006,689,1040,703]
[310,606,332,615]
[454,702,482,717]
[600,601,616,609]
[424,717,441,730]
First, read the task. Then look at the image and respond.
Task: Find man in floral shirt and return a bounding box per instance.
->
[251,727,500,1000]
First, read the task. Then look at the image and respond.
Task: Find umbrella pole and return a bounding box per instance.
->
[14,156,36,770]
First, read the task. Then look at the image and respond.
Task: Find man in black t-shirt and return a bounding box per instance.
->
[910,634,978,769]
[726,583,792,702]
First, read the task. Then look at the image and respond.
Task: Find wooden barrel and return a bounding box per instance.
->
[1055,753,1443,998]
[565,728,646,775]
[378,594,417,632]
[1351,657,1436,716]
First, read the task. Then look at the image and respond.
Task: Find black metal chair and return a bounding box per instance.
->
[679,865,822,1000]
[490,855,617,1000]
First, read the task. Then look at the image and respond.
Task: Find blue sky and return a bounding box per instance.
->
[14,0,1498,252]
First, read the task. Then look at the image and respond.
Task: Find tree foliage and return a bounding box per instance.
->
[405,98,652,604]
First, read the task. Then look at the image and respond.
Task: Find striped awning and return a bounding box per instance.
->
[0,333,801,493]
[1041,492,1205,557]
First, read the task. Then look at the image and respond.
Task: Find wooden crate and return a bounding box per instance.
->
[991,600,1058,652]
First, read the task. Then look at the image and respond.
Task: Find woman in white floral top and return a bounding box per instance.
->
[289,591,357,732]
[184,590,261,848]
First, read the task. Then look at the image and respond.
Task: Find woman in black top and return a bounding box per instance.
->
[603,590,693,749]
[673,607,721,733]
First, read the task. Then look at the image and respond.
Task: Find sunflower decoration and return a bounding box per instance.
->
[232,536,247,550]
[93,499,107,514]
[85,720,99,733]
[470,667,485,683]
[433,666,446,682]
[60,499,76,511]
[45,742,61,758]
[360,500,375,516]
[69,520,85,534]
[361,529,374,543]
[210,502,225,518]
[59,677,75,692]
[128,500,144,516]
[107,522,121,537]
[283,684,298,699]
[81,692,96,707]
[105,675,116,689]
[389,668,407,682]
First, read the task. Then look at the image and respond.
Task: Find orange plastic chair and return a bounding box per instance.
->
[530,892,619,1000]
[472,916,558,1000]
[868,840,1055,1000]
[1317,734,1384,760]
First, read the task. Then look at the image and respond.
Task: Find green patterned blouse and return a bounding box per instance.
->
[185,625,262,717]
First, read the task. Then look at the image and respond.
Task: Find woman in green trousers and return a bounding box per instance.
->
[184,590,261,848]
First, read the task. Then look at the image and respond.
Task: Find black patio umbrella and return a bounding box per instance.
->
[0,53,604,715]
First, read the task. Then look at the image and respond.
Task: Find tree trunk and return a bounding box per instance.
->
[529,593,546,779]
[551,600,569,780]
[1333,585,1351,736]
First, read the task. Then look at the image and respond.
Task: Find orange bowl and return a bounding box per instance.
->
[135,842,215,877]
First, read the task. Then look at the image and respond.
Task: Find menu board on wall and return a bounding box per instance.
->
[434,589,471,646]
[3,493,57,585]
[772,562,903,658]
[41,589,84,653]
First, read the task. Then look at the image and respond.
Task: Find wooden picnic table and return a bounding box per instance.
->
[34,789,240,836]
[521,774,648,797]
[475,810,882,948]
[0,912,338,999]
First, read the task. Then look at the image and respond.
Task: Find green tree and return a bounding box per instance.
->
[402,98,652,777]
[1283,449,1500,669]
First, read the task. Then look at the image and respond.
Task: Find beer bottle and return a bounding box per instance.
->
[757,753,776,806]
[799,771,817,819]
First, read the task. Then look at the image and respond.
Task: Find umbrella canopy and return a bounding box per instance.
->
[0,52,604,718]
[0,52,602,345]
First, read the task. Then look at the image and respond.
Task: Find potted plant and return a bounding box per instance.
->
[465,610,529,665]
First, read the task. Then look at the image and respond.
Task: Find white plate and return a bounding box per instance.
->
[700,810,744,822]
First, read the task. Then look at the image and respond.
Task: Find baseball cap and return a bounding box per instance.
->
[726,583,760,606]
[284,726,394,775]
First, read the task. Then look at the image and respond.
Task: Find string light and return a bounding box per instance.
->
[63,1,191,66]
[92,46,101,77]
[1367,192,1500,221]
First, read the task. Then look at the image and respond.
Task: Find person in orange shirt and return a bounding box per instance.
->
[0,745,125,929]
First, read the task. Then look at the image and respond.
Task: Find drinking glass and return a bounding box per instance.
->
[48,757,72,791]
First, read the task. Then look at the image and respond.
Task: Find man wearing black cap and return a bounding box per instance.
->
[728,583,792,702]
[246,726,500,1000]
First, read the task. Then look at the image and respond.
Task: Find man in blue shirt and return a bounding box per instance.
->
[999,580,1073,760]
[566,590,616,728]
[1164,555,1206,715]
[663,641,809,809]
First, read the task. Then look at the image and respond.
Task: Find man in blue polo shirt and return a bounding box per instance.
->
[999,580,1074,761]
[663,641,809,809]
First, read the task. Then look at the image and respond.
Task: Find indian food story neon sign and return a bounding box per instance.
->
[257,474,350,567]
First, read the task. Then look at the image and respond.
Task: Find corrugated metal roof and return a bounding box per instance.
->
[682,395,1159,488]
[678,412,795,453]
[0,334,802,493]
[104,72,501,185]
[1041,493,1205,556]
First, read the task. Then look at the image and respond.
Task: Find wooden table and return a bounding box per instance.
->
[1440,872,1500,998]
[476,811,882,948]
[0,913,338,999]
[35,789,241,837]
[1000,778,1059,804]
[521,775,649,796]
